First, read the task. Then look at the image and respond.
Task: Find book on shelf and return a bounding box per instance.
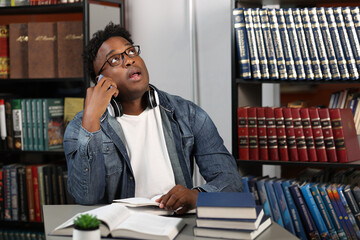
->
[255,177,273,219]
[291,108,308,162]
[51,203,185,240]
[274,107,289,161]
[343,185,360,228]
[0,169,3,221]
[247,107,259,160]
[5,99,14,150]
[318,108,338,162]
[0,99,6,150]
[257,107,268,160]
[9,23,28,79]
[11,99,23,151]
[264,178,284,227]
[64,97,84,129]
[282,107,299,161]
[237,107,249,160]
[20,99,28,151]
[300,108,317,162]
[0,25,9,79]
[43,98,64,150]
[193,216,272,240]
[247,176,262,206]
[196,192,257,219]
[308,108,328,162]
[265,107,279,161]
[25,165,35,222]
[195,206,264,230]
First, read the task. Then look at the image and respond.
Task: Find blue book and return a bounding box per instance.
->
[351,7,360,45]
[264,178,284,227]
[289,183,321,240]
[273,179,296,235]
[268,8,288,80]
[252,8,269,79]
[325,7,350,80]
[292,8,314,80]
[255,177,273,219]
[276,8,297,80]
[241,175,254,193]
[310,184,342,240]
[318,184,347,240]
[195,206,264,230]
[343,185,360,228]
[300,183,331,239]
[300,8,323,80]
[282,180,307,240]
[196,192,257,219]
[337,185,360,239]
[316,7,341,80]
[233,8,251,79]
[333,7,359,80]
[244,8,261,80]
[308,7,332,80]
[248,176,262,205]
[284,8,306,80]
[259,8,279,79]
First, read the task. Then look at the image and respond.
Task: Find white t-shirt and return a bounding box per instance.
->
[116,106,175,199]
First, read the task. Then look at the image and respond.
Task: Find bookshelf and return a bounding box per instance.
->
[231,0,360,177]
[0,0,124,232]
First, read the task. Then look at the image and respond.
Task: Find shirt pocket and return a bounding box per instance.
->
[103,142,123,175]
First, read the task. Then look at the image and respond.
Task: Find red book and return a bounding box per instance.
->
[265,107,279,161]
[32,165,42,222]
[308,108,328,162]
[300,108,317,162]
[329,108,360,163]
[25,166,35,222]
[291,108,309,162]
[318,108,338,162]
[257,107,268,160]
[247,107,259,160]
[274,107,289,161]
[282,107,299,161]
[237,107,249,160]
[0,25,9,79]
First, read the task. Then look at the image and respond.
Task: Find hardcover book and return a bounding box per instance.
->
[247,107,258,160]
[9,23,28,79]
[300,108,317,162]
[265,107,279,161]
[237,107,249,160]
[308,108,328,162]
[291,108,308,161]
[11,99,22,151]
[28,22,57,78]
[318,108,337,162]
[255,177,273,219]
[282,107,299,161]
[57,21,83,78]
[274,108,288,161]
[257,107,268,160]
[43,98,64,150]
[264,178,284,227]
[0,25,9,79]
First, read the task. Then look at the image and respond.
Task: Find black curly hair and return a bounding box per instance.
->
[83,22,134,83]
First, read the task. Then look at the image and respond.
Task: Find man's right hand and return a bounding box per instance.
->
[82,76,119,132]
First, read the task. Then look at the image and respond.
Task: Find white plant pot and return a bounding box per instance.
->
[73,228,101,240]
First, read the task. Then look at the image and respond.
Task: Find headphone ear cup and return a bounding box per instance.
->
[147,88,158,109]
[110,98,123,117]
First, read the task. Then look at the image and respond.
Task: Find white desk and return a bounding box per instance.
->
[43,205,299,240]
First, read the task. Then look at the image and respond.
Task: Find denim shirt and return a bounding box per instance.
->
[63,86,243,204]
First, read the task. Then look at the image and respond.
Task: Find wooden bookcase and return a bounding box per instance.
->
[231,0,360,177]
[0,0,124,232]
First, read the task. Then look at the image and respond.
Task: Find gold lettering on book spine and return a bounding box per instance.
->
[35,35,56,41]
[65,34,83,40]
[16,36,28,42]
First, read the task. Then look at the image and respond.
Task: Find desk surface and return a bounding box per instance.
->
[43,205,299,240]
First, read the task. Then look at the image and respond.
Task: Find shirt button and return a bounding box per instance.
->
[129,176,133,180]
[106,147,109,151]
[85,168,89,172]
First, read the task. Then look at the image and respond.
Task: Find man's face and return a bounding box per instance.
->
[93,36,150,102]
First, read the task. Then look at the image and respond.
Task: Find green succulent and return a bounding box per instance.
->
[73,214,100,230]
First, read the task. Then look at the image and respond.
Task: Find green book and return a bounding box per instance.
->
[26,99,33,151]
[43,98,64,151]
[31,99,38,151]
[20,99,27,150]
[37,99,44,151]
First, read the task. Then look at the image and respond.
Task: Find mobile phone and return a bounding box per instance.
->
[97,74,122,117]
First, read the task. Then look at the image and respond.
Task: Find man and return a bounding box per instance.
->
[64,22,243,214]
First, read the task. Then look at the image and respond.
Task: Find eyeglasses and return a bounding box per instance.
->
[98,45,141,75]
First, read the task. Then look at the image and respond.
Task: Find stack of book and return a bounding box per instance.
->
[193,192,271,240]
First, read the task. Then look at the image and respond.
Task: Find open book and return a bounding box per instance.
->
[50,204,185,240]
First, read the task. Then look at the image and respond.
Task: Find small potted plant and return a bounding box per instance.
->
[73,213,101,240]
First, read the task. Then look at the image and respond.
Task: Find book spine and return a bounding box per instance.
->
[0,99,6,150]
[276,8,297,80]
[283,108,299,161]
[281,181,308,240]
[274,107,289,161]
[351,7,360,48]
[318,185,347,240]
[248,178,261,205]
[5,99,14,150]
[20,99,27,151]
[25,166,35,222]
[310,185,340,240]
[0,25,9,79]
[9,166,18,221]
[325,8,350,80]
[333,7,359,80]
[337,185,360,239]
[300,108,317,162]
[0,169,3,221]
[233,8,251,79]
[31,99,38,151]
[329,109,347,163]
[37,166,45,209]
[289,184,321,239]
[241,176,253,193]
[316,7,341,80]
[291,108,309,162]
[256,179,273,219]
[3,166,11,221]
[352,187,360,209]
[37,99,44,151]
[301,8,323,80]
[300,184,330,238]
[259,8,279,79]
[237,107,249,160]
[17,166,28,222]
[308,7,332,80]
[342,7,360,74]
[318,108,338,162]
[309,108,328,162]
[12,99,22,151]
[31,166,41,222]
[265,107,279,161]
[257,107,268,160]
[252,8,270,79]
[43,99,48,151]
[265,179,284,226]
[247,107,259,160]
[244,8,261,79]
[293,8,314,80]
[273,180,296,234]
[268,8,288,80]
[26,99,33,151]
[343,186,360,228]
[284,8,306,80]
[51,165,59,205]
[57,166,65,205]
